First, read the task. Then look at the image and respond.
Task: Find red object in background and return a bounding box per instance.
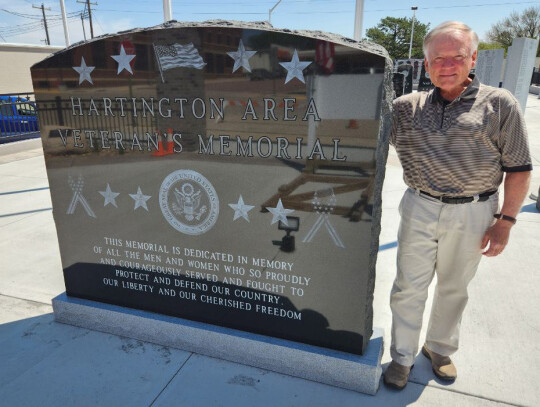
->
[277,48,291,60]
[152,128,174,157]
[120,39,136,71]
[316,40,335,74]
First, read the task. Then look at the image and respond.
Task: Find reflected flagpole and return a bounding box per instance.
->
[153,43,166,83]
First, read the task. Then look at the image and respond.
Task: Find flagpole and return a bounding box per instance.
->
[163,0,172,22]
[152,43,166,83]
[354,0,364,40]
[59,0,70,46]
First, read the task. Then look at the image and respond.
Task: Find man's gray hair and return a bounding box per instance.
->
[423,21,479,58]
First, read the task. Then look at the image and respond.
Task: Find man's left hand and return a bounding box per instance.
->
[481,221,512,257]
[481,171,531,257]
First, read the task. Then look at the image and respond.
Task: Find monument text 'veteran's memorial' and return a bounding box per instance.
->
[32,21,392,393]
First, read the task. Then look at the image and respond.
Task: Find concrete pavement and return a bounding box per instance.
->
[0,95,538,406]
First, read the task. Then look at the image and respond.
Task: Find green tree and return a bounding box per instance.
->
[366,16,429,60]
[478,41,504,51]
[478,41,507,56]
[486,6,540,55]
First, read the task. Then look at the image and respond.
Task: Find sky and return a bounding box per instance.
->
[1,0,540,47]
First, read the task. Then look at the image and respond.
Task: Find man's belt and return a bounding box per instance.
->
[418,189,497,204]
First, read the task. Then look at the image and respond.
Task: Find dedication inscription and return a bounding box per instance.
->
[32,22,391,355]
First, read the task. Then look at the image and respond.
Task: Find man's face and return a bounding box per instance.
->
[424,32,477,98]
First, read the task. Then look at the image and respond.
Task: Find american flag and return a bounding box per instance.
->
[153,43,206,71]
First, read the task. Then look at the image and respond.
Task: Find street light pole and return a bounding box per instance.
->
[408,6,418,59]
[269,0,283,25]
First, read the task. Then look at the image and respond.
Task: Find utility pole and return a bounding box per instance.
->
[353,0,364,41]
[408,6,418,59]
[77,0,97,39]
[33,3,51,45]
[81,12,87,41]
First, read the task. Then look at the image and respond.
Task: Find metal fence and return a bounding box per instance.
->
[0,92,40,144]
[1,92,163,146]
[36,96,159,143]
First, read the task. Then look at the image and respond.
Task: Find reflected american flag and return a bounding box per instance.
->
[153,43,206,71]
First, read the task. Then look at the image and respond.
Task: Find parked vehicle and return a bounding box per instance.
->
[0,95,39,143]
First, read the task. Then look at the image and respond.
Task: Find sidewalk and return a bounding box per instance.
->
[0,95,538,406]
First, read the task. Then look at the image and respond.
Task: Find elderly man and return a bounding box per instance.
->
[384,21,532,390]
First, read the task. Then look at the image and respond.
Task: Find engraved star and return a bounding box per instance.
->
[111,45,136,75]
[228,195,255,222]
[266,198,295,226]
[99,184,120,208]
[72,57,95,85]
[279,49,312,84]
[129,186,151,211]
[227,39,257,73]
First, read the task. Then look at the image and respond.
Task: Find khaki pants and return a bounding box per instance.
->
[390,188,498,366]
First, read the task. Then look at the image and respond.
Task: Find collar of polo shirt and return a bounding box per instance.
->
[430,74,480,104]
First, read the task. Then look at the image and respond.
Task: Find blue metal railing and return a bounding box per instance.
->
[0,92,40,144]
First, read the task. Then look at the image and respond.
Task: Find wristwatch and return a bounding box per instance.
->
[493,213,517,224]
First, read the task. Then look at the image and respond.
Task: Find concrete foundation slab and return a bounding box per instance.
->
[53,292,384,395]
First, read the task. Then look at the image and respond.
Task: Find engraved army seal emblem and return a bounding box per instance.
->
[159,170,219,235]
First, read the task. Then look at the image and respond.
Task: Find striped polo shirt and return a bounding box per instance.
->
[390,75,532,197]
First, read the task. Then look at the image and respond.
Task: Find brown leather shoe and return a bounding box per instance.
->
[383,361,413,390]
[422,345,457,381]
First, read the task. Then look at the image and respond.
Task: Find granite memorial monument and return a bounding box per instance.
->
[31,21,392,394]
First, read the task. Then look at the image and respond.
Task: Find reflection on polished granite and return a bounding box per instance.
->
[31,23,392,355]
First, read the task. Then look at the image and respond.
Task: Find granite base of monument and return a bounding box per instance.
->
[53,292,384,395]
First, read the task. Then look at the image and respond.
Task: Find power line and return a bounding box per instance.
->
[91,10,105,35]
[1,9,42,20]
[77,0,97,39]
[364,1,540,13]
[0,3,88,41]
[110,0,358,5]
[81,1,540,17]
[115,0,540,4]
[92,9,161,14]
[195,1,540,14]
[2,0,540,42]
[0,13,85,37]
[110,0,356,3]
[109,0,540,5]
[97,8,268,14]
[0,8,86,20]
[0,21,69,37]
[0,12,86,31]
